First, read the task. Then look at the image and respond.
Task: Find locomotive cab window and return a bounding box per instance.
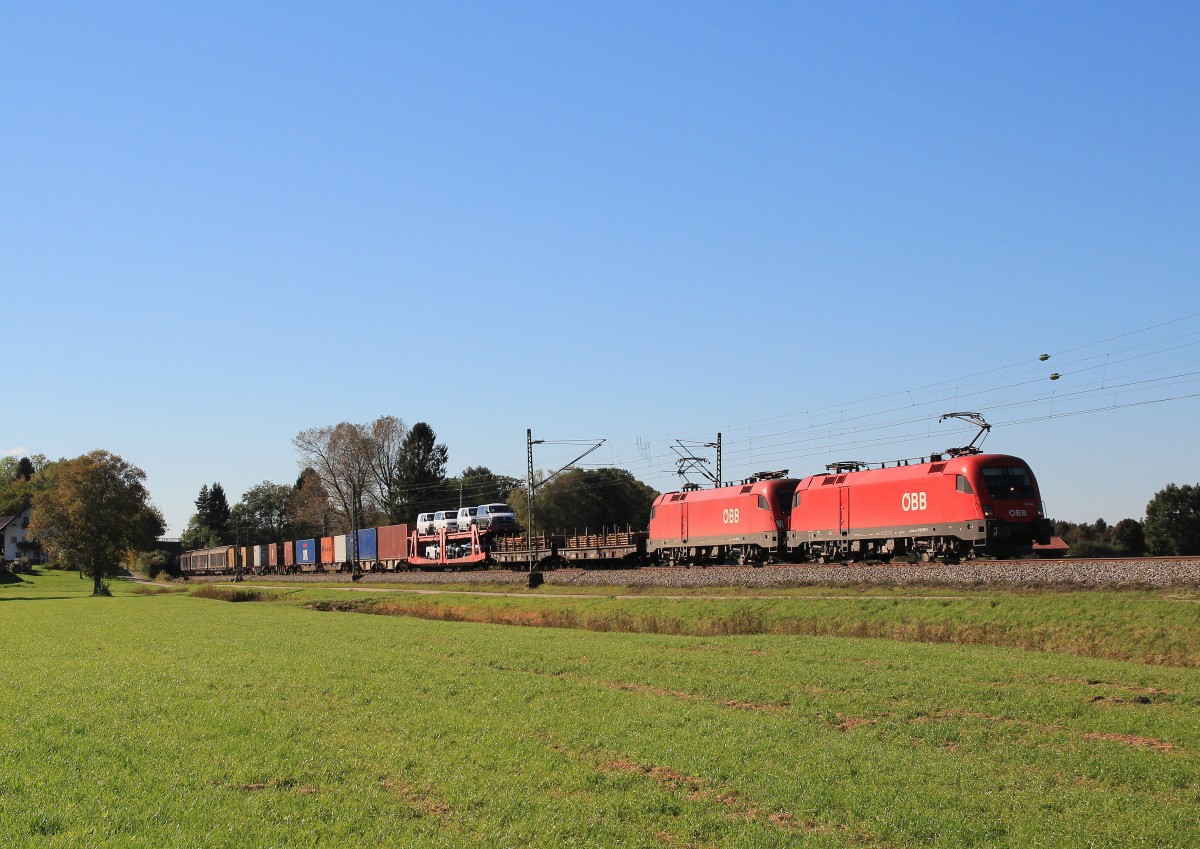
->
[981,466,1035,500]
[758,495,769,510]
[956,475,974,494]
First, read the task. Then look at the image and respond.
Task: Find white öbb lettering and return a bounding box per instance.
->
[722,508,741,524]
[901,492,927,512]
[1008,509,1028,517]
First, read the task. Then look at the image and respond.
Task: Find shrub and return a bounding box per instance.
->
[192,586,276,602]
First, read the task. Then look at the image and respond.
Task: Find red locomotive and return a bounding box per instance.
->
[647,413,1052,564]
[787,452,1052,562]
[647,472,799,566]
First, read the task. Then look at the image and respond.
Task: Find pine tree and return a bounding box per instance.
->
[207,482,231,541]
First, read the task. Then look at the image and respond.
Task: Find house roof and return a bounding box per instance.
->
[1032,535,1071,555]
[0,507,30,531]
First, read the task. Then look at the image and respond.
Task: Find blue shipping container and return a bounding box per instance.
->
[296,538,318,565]
[356,528,378,561]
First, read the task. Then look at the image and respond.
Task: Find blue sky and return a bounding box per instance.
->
[6,2,1199,534]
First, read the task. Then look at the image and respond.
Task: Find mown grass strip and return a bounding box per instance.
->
[308,586,1200,667]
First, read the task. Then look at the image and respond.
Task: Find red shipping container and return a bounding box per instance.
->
[377,524,410,563]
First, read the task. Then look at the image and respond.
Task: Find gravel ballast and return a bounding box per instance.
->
[189,559,1200,589]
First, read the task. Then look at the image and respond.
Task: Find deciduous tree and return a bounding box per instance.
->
[28,450,165,596]
[512,468,657,534]
[1144,483,1200,556]
[288,468,333,538]
[294,422,376,530]
[449,466,521,508]
[1112,518,1146,556]
[231,481,293,543]
[367,415,409,522]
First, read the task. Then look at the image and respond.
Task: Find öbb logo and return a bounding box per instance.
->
[901,492,927,512]
[722,508,741,524]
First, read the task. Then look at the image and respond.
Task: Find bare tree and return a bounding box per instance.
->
[367,415,409,522]
[293,423,376,531]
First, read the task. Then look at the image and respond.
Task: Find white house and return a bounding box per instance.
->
[1,507,41,562]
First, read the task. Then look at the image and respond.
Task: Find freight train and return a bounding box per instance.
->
[179,417,1052,575]
[177,521,645,576]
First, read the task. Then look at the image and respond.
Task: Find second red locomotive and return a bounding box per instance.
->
[648,472,798,566]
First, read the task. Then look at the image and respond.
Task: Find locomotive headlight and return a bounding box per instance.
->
[982,505,994,517]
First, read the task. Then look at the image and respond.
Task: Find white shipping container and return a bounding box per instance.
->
[333,534,347,564]
[254,545,267,569]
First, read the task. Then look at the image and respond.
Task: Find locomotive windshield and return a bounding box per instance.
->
[981,466,1035,500]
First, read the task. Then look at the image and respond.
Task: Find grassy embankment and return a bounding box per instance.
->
[290,580,1200,667]
[2,569,1199,848]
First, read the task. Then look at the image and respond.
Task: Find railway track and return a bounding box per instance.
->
[183,556,1200,590]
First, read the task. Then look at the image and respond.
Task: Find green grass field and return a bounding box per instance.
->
[2,570,1198,848]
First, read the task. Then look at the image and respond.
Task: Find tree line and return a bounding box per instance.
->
[1051,483,1200,558]
[179,415,661,549]
[12,437,1196,599]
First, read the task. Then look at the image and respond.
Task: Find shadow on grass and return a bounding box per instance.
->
[0,571,25,585]
[0,595,86,602]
